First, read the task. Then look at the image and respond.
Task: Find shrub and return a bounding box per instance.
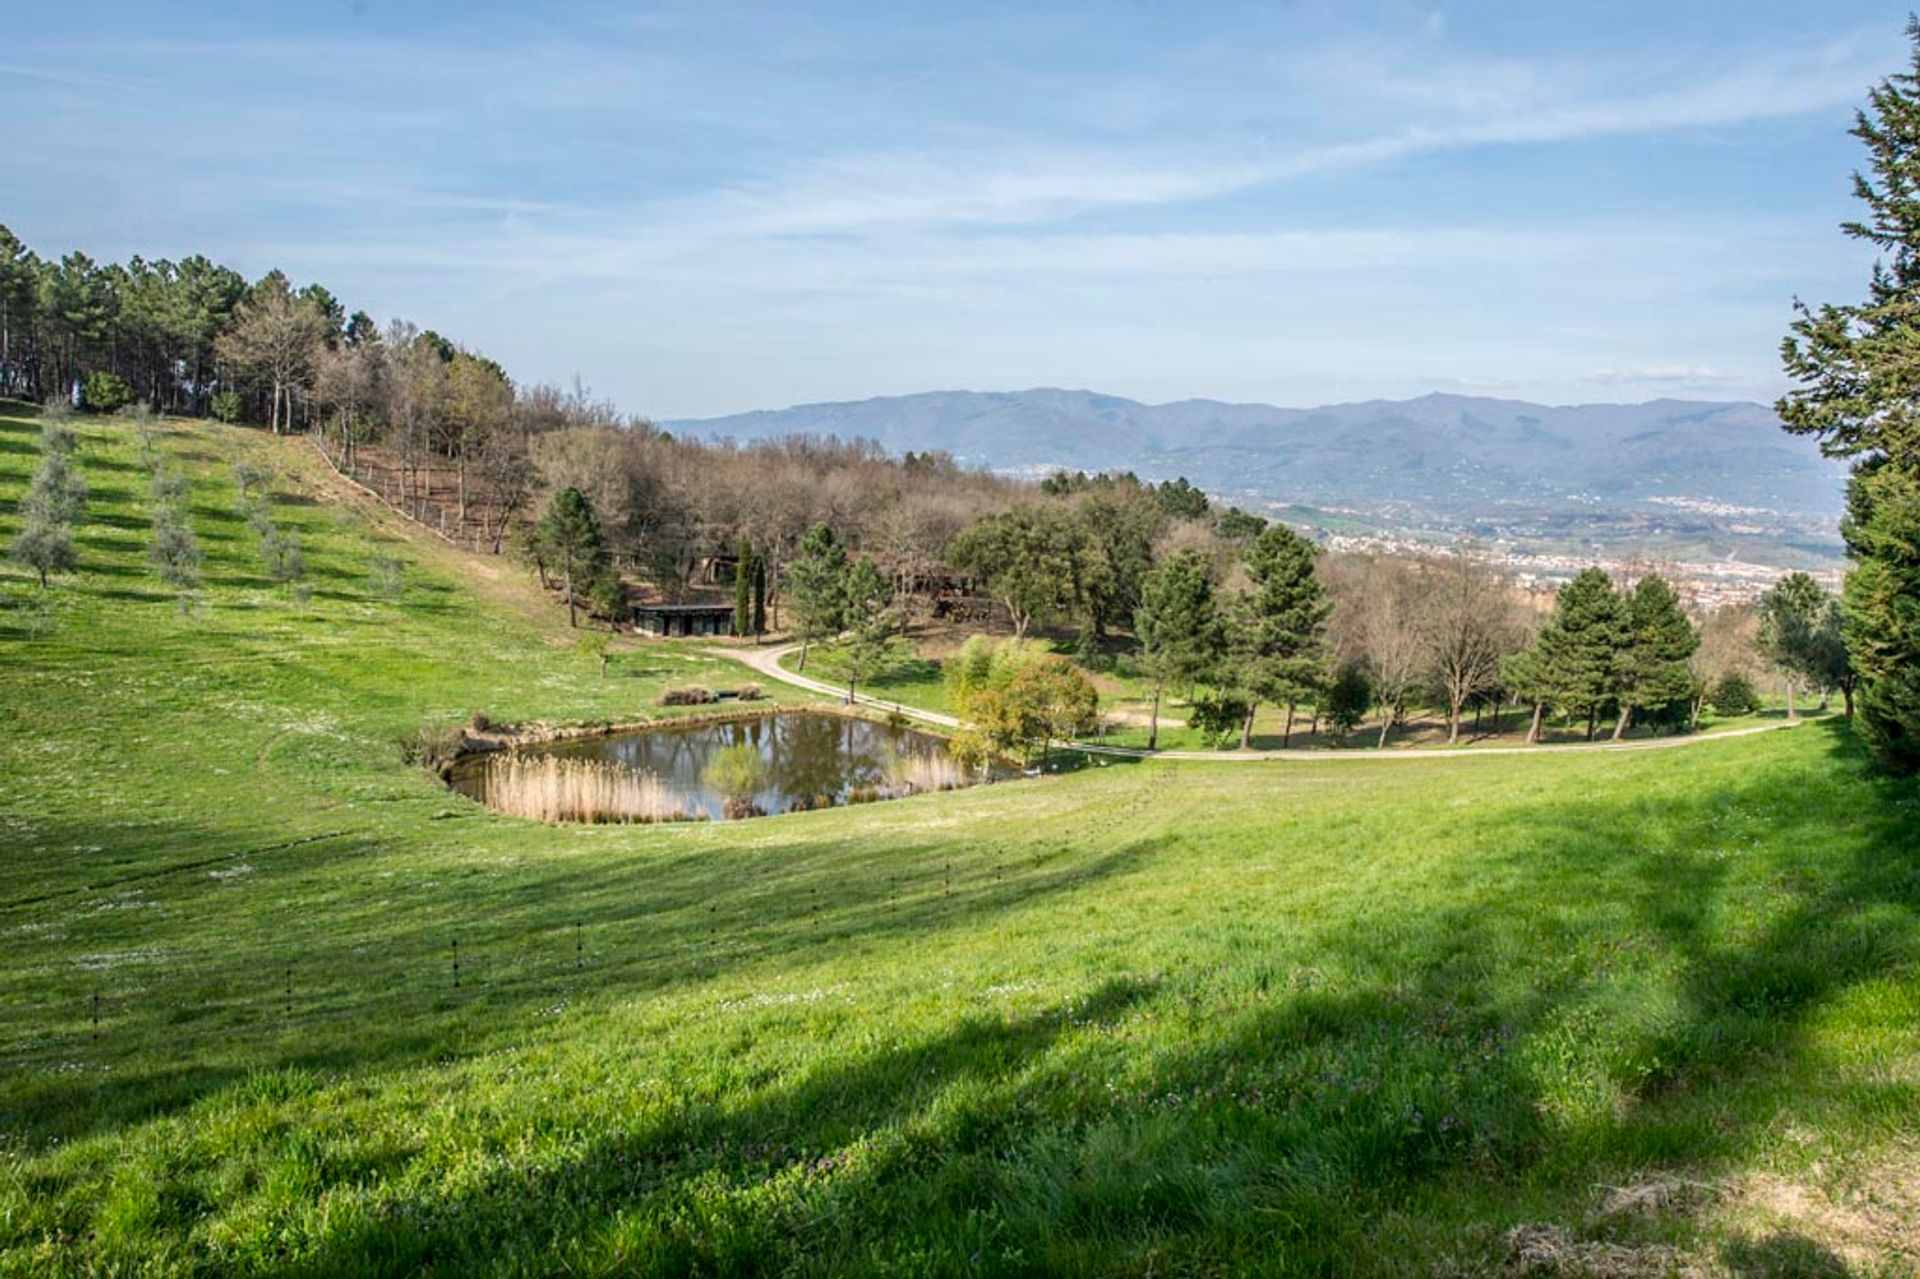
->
[1187,691,1253,749]
[80,371,133,415]
[1322,663,1372,741]
[658,686,715,706]
[210,390,243,423]
[398,723,464,771]
[1711,673,1761,718]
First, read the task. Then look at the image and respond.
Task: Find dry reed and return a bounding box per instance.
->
[481,752,692,823]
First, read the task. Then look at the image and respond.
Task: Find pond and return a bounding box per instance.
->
[449,710,976,823]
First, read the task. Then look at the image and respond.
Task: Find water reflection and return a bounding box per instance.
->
[449,711,967,821]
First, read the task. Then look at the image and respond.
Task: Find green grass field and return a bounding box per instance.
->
[3,405,1918,1275]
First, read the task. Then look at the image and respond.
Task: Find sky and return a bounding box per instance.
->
[4,1,1912,419]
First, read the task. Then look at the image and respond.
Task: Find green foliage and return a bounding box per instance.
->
[80,369,133,414]
[2,403,1918,1276]
[1154,475,1210,518]
[733,535,754,637]
[1186,689,1253,748]
[1614,574,1698,736]
[1776,24,1920,771]
[838,556,899,697]
[1216,523,1329,740]
[1322,661,1372,741]
[148,507,203,592]
[209,389,243,423]
[1512,568,1627,735]
[1212,505,1268,540]
[787,524,849,661]
[1840,465,1920,770]
[1135,550,1220,748]
[946,506,1086,639]
[1711,673,1761,717]
[7,421,88,586]
[1003,654,1099,757]
[533,486,610,628]
[1759,571,1854,712]
[577,630,612,677]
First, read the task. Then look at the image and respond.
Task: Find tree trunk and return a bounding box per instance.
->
[1447,696,1463,745]
[1611,702,1632,741]
[1283,699,1296,748]
[1785,677,1797,721]
[1239,703,1256,750]
[563,565,577,628]
[1376,707,1393,749]
[1147,678,1162,752]
[1843,680,1855,719]
[1526,700,1545,744]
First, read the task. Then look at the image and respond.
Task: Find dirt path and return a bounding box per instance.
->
[714,642,1804,764]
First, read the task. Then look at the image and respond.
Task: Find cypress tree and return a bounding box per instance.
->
[1778,21,1920,772]
[751,554,767,636]
[732,535,753,638]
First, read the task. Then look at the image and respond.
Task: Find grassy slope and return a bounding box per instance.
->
[2,406,1918,1276]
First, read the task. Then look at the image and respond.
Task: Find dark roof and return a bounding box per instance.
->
[633,602,735,614]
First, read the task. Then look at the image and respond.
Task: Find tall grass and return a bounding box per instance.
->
[481,752,692,823]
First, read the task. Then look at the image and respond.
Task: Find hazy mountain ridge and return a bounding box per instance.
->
[669,389,1851,564]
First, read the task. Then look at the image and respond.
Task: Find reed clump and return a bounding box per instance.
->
[481,753,692,824]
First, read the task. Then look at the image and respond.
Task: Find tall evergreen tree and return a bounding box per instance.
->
[751,553,767,637]
[733,535,754,639]
[533,486,608,629]
[1519,568,1627,741]
[1218,524,1328,748]
[1611,574,1698,739]
[786,523,848,669]
[1134,550,1220,751]
[1778,20,1920,772]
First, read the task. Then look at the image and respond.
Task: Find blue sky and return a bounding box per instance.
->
[4,2,1910,418]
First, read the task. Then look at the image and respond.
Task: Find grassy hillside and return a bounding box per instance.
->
[2,405,1917,1276]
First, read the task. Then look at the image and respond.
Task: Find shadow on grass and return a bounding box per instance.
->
[13,721,1920,1274]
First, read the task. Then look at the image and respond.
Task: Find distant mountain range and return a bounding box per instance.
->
[669,389,1852,566]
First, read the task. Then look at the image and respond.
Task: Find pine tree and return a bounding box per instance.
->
[1527,568,1627,741]
[1219,523,1329,748]
[787,523,848,669]
[1135,550,1220,750]
[1778,20,1920,772]
[1611,574,1698,739]
[533,487,608,629]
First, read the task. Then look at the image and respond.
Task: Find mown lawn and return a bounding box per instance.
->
[3,405,1919,1276]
